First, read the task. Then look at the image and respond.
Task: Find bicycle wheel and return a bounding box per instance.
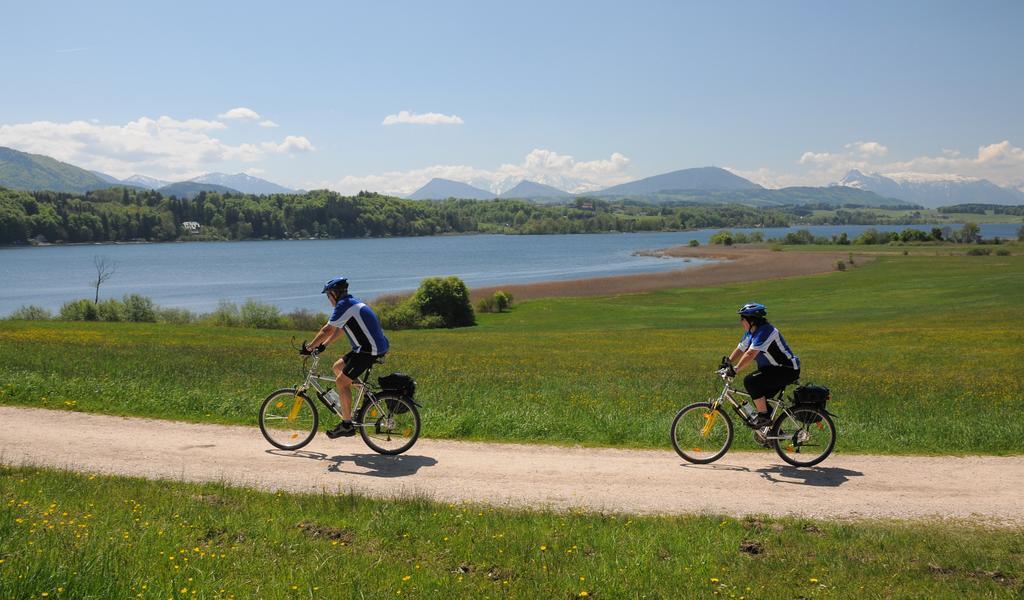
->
[770,407,836,468]
[259,388,319,450]
[357,393,421,456]
[670,402,734,464]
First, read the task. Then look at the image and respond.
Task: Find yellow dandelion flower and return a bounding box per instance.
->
[809,578,819,584]
[402,576,411,581]
[540,545,547,551]
[711,578,720,583]
[579,592,589,598]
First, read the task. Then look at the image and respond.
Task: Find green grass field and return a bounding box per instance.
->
[1,252,1022,455]
[2,466,1021,599]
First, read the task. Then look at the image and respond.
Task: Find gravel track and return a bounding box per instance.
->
[3,406,1022,525]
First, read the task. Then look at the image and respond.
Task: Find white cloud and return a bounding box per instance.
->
[218,107,262,120]
[845,141,889,157]
[262,135,315,153]
[258,120,279,128]
[758,139,1024,188]
[0,115,314,180]
[310,149,633,196]
[381,110,465,126]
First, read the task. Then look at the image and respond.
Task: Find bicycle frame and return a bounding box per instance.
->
[709,372,804,442]
[296,353,390,427]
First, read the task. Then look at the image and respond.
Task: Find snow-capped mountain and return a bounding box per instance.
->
[122,174,171,190]
[837,170,1024,207]
[189,172,295,195]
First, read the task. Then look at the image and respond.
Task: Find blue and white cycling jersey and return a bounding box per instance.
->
[737,322,799,370]
[327,295,389,356]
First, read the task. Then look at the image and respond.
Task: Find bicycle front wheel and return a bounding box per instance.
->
[770,407,836,468]
[670,402,734,464]
[259,388,319,450]
[357,394,421,456]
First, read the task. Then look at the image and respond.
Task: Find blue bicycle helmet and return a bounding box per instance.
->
[737,303,767,318]
[321,276,349,294]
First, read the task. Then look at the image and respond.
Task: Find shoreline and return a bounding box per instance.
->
[471,245,867,301]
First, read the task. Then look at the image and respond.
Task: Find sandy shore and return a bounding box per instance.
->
[472,245,866,301]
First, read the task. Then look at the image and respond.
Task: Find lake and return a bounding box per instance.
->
[1,223,1018,315]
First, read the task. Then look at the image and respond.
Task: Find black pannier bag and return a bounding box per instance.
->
[378,373,416,414]
[792,384,830,424]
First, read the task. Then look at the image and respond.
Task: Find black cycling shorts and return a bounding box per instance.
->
[744,366,800,399]
[341,351,382,380]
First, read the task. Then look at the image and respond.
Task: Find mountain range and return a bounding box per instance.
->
[5,145,1022,208]
[408,178,497,200]
[0,146,296,197]
[407,167,907,207]
[837,169,1024,208]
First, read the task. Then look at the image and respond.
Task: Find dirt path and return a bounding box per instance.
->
[3,407,1021,524]
[472,246,866,301]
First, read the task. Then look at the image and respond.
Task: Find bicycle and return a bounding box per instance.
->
[670,358,836,467]
[258,348,421,455]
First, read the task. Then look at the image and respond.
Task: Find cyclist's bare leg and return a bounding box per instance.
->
[753,397,768,413]
[331,358,354,421]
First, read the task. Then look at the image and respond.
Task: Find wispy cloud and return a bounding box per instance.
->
[382,110,464,126]
[55,47,91,54]
[258,120,279,128]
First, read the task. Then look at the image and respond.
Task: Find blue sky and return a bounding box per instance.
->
[2,0,1022,194]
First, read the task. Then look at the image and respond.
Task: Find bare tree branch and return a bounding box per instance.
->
[93,255,118,304]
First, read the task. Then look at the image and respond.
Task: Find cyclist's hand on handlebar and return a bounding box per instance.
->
[314,343,326,354]
[299,341,314,356]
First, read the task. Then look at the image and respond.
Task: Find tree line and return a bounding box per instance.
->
[4,186,1005,246]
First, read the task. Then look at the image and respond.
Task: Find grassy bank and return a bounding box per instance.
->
[1,466,1021,599]
[1,253,1022,454]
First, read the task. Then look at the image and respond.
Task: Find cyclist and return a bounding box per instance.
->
[301,276,390,438]
[725,303,800,428]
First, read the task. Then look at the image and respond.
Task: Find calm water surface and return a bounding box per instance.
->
[1,224,1017,315]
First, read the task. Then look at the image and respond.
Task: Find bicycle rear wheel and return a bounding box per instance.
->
[770,407,836,467]
[259,388,319,450]
[357,393,421,456]
[670,402,734,464]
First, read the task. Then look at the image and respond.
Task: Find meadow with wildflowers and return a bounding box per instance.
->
[1,465,1022,599]
[0,252,1021,455]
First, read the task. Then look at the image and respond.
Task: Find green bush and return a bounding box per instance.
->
[412,276,475,327]
[60,299,99,321]
[995,248,1011,256]
[156,307,196,325]
[285,308,328,331]
[709,230,733,245]
[378,297,446,330]
[7,305,52,320]
[494,290,513,312]
[688,239,700,247]
[835,260,847,271]
[123,294,157,322]
[97,298,126,322]
[240,299,284,329]
[966,247,992,256]
[476,296,496,313]
[209,300,241,327]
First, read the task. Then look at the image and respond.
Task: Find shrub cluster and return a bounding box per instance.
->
[7,276,480,331]
[708,230,765,245]
[377,276,477,330]
[477,291,514,313]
